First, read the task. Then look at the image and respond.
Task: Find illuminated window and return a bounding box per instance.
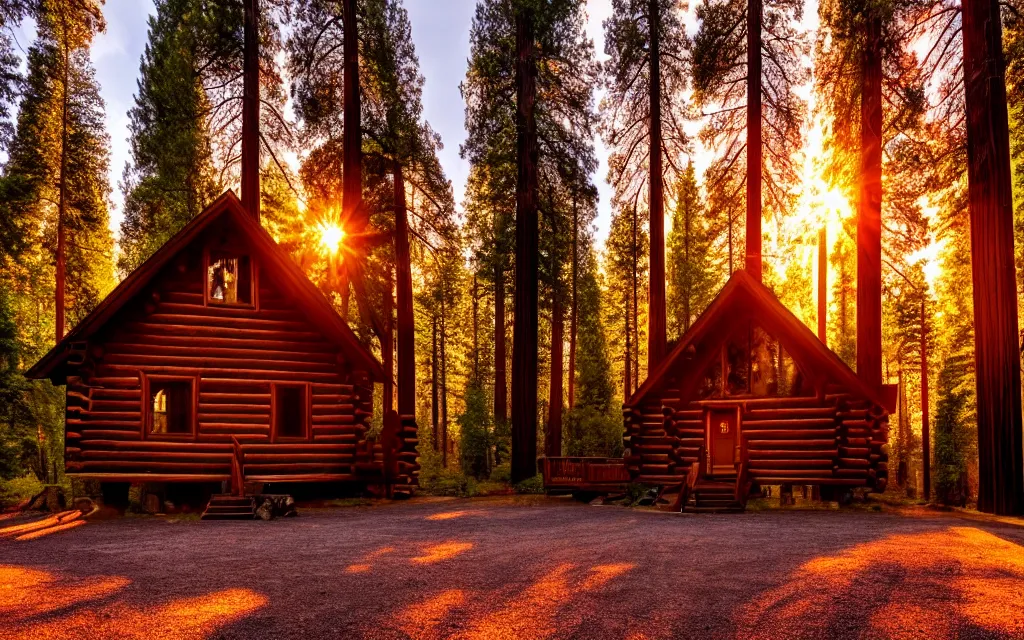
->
[149,379,193,435]
[274,384,308,440]
[208,253,252,305]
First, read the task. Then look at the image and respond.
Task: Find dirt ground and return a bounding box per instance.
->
[2,496,1023,640]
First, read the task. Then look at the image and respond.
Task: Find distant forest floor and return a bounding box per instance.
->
[1,495,1023,639]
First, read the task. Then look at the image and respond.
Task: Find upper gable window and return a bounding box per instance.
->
[208,252,253,305]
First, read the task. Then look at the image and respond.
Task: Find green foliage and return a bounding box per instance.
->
[0,474,43,507]
[119,0,220,274]
[667,162,719,338]
[458,383,494,478]
[513,474,544,494]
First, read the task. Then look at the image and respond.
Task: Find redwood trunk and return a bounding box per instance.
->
[56,35,69,343]
[440,291,449,468]
[920,299,930,501]
[382,288,393,414]
[624,306,632,403]
[857,15,883,390]
[393,162,415,419]
[343,0,362,231]
[431,315,439,451]
[962,0,1024,515]
[547,299,564,458]
[241,0,260,221]
[494,266,507,423]
[510,8,539,483]
[567,199,578,410]
[818,226,827,344]
[745,0,762,281]
[648,0,666,368]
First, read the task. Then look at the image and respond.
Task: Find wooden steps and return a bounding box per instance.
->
[201,495,256,520]
[687,474,745,513]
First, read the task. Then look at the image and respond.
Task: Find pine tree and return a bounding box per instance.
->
[666,161,717,339]
[600,0,689,368]
[119,0,220,274]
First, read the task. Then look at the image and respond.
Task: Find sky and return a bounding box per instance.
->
[8,0,621,247]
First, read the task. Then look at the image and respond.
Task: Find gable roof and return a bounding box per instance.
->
[27,191,384,382]
[629,269,894,413]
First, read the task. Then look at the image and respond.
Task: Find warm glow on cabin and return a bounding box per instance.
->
[317,221,346,255]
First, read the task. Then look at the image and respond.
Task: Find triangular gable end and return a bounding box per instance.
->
[27,191,384,383]
[629,270,894,414]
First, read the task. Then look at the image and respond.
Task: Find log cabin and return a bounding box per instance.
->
[27,191,420,500]
[623,270,895,512]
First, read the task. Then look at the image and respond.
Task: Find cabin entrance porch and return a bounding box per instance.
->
[705,405,742,478]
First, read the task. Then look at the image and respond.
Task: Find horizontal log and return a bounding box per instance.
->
[834,468,869,478]
[66,472,230,482]
[79,461,230,472]
[90,388,141,399]
[102,364,343,383]
[245,473,356,483]
[837,458,870,468]
[80,430,142,440]
[89,377,141,388]
[145,313,313,332]
[83,411,141,421]
[742,419,836,430]
[104,353,339,374]
[82,439,231,451]
[197,413,269,423]
[742,429,836,439]
[107,342,337,364]
[746,460,834,469]
[200,423,270,432]
[198,403,269,414]
[750,469,835,478]
[243,463,351,473]
[200,393,270,404]
[311,435,359,443]
[82,451,229,462]
[120,332,336,355]
[123,321,324,343]
[747,439,837,449]
[90,400,141,410]
[840,447,870,456]
[745,408,836,420]
[750,449,839,459]
[154,302,304,321]
[692,396,823,409]
[243,453,351,464]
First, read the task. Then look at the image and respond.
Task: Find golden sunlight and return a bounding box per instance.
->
[317,221,346,255]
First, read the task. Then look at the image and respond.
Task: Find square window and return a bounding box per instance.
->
[149,379,194,435]
[274,385,308,440]
[208,253,252,305]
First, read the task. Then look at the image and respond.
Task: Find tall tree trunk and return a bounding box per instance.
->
[393,162,415,419]
[648,0,666,368]
[962,0,1024,515]
[383,287,393,413]
[472,275,480,381]
[343,0,362,232]
[745,0,762,281]
[567,196,578,410]
[440,289,449,468]
[547,298,564,458]
[624,304,632,403]
[683,191,691,331]
[818,226,827,344]
[631,205,639,394]
[920,298,930,501]
[56,33,68,344]
[431,315,439,452]
[241,0,260,221]
[857,15,883,390]
[494,266,507,423]
[511,8,539,483]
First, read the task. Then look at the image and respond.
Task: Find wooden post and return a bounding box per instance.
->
[648,0,666,368]
[241,0,260,221]
[920,298,930,501]
[962,0,1024,515]
[818,226,827,344]
[511,7,539,483]
[857,15,883,390]
[745,0,763,281]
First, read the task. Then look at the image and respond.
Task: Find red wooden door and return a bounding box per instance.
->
[707,408,739,475]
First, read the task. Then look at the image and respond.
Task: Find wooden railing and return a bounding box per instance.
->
[541,457,630,492]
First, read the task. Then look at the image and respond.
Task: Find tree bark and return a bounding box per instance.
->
[382,285,393,414]
[567,197,578,410]
[920,298,930,501]
[241,0,260,221]
[393,162,415,419]
[648,0,666,368]
[962,0,1024,515]
[56,31,68,344]
[818,226,827,344]
[511,8,539,483]
[472,275,480,381]
[857,15,883,390]
[745,0,763,281]
[343,0,363,233]
[440,288,449,468]
[431,315,439,452]
[494,265,507,423]
[547,298,564,458]
[624,304,632,403]
[631,205,639,395]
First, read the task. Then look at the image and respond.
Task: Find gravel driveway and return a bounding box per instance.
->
[2,496,1023,640]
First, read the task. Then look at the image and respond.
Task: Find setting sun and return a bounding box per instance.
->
[317,222,346,255]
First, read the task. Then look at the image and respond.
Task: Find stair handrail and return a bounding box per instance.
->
[679,445,704,512]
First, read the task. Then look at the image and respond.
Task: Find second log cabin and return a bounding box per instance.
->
[624,270,895,509]
[27,191,419,497]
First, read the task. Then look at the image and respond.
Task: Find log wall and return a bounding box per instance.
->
[623,388,889,490]
[63,238,418,489]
